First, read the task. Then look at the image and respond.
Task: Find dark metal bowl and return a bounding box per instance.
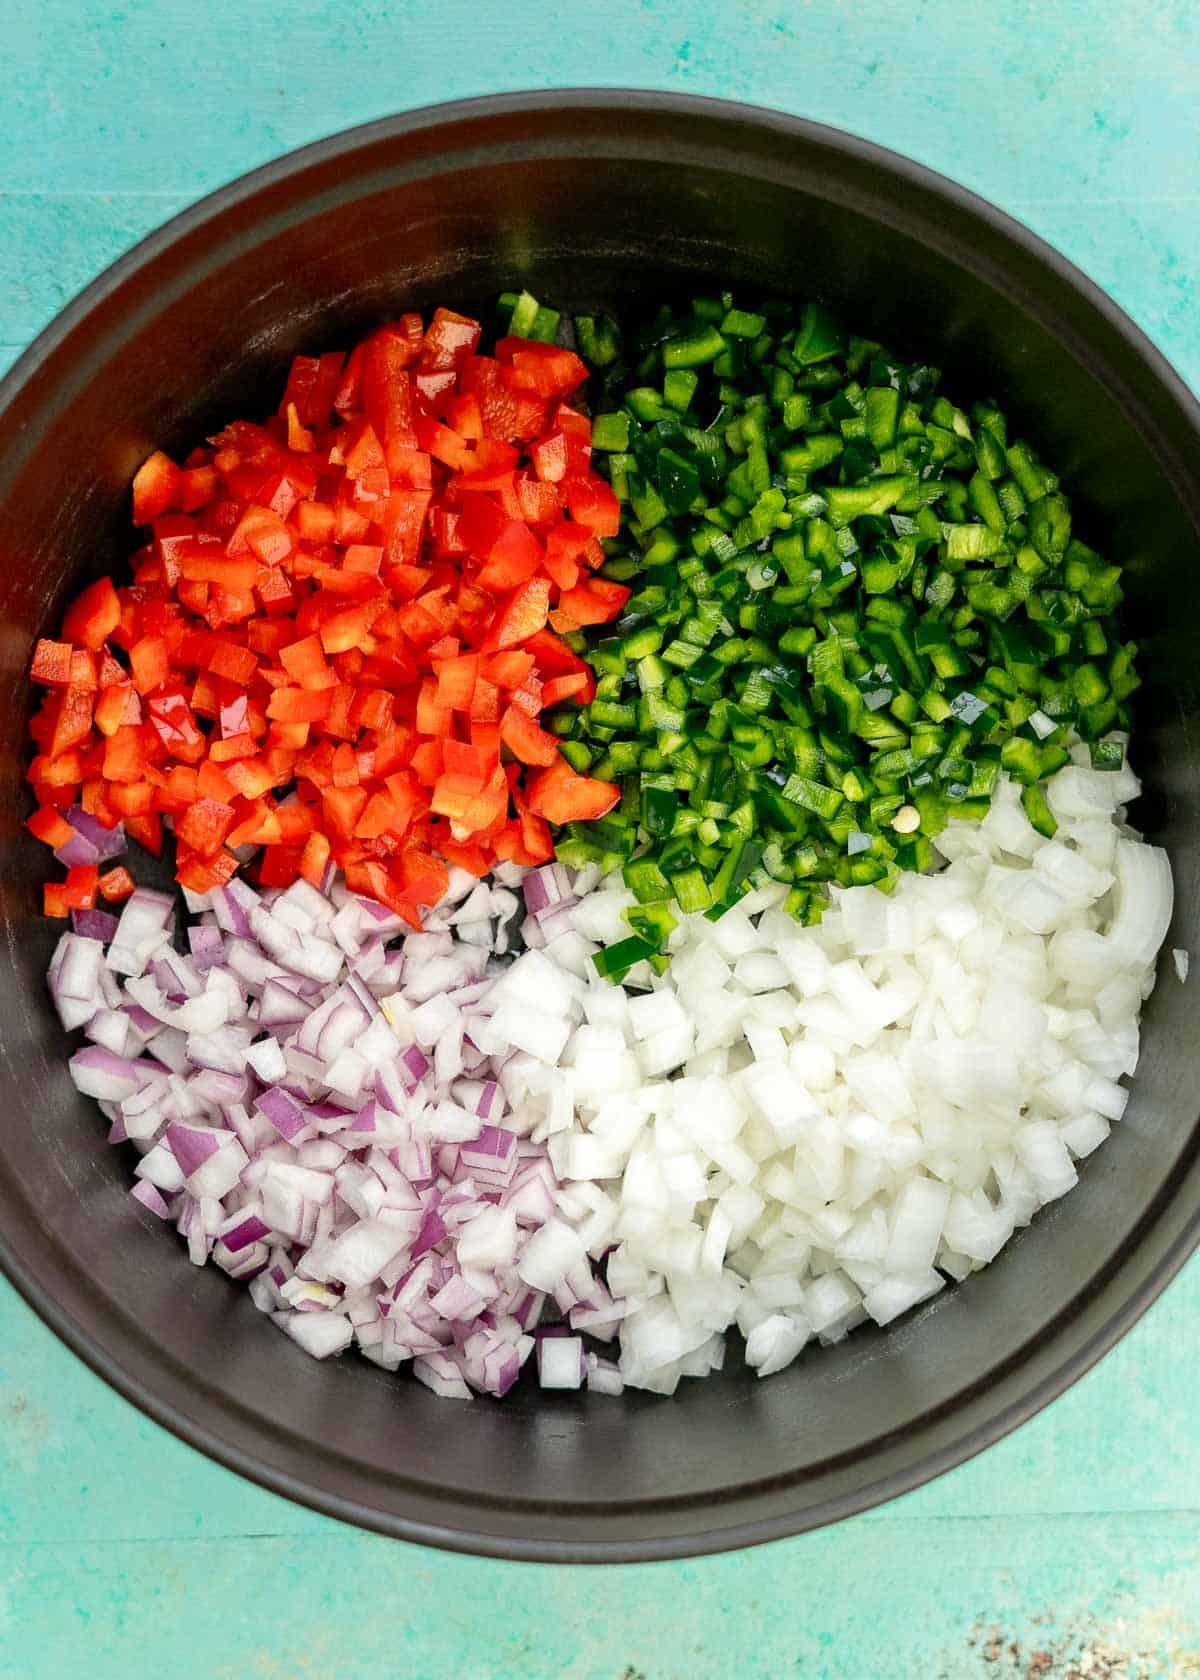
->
[1,91,1197,1563]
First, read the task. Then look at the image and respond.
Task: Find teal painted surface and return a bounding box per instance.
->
[2,1,1199,1673]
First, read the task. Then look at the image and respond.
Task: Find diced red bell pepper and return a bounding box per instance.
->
[541,671,589,706]
[280,634,333,689]
[494,338,587,393]
[555,577,631,627]
[132,451,182,526]
[148,692,205,757]
[43,883,70,918]
[69,649,99,688]
[280,351,346,428]
[293,501,336,546]
[454,439,520,490]
[434,653,479,713]
[48,687,95,759]
[509,673,544,718]
[531,431,569,484]
[285,405,315,453]
[516,476,562,524]
[322,785,368,838]
[385,445,433,490]
[62,578,122,651]
[125,812,163,856]
[485,577,551,651]
[267,687,333,725]
[30,639,74,686]
[176,844,238,893]
[226,799,283,849]
[175,798,236,857]
[469,677,501,722]
[98,865,136,903]
[256,844,304,889]
[298,829,332,888]
[563,475,621,538]
[26,806,75,849]
[61,863,100,910]
[25,302,637,917]
[477,522,544,593]
[482,650,535,689]
[379,490,434,570]
[129,636,171,695]
[499,705,561,766]
[319,599,381,656]
[94,682,141,737]
[526,758,621,823]
[446,393,484,442]
[361,331,417,448]
[522,627,590,676]
[108,782,155,818]
[420,307,482,373]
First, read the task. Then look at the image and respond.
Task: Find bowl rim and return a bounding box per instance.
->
[2,86,1199,1563]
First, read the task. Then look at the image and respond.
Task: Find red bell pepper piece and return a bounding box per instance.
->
[279,352,345,427]
[43,883,70,918]
[516,476,562,525]
[280,634,333,689]
[541,671,589,706]
[26,807,75,849]
[175,798,236,857]
[434,653,479,713]
[555,577,631,627]
[526,759,621,824]
[255,845,303,889]
[94,682,141,737]
[563,475,621,538]
[61,863,100,910]
[499,705,561,766]
[30,639,74,686]
[298,830,332,888]
[420,307,482,372]
[48,687,95,759]
[132,451,182,526]
[129,636,170,695]
[486,577,551,651]
[124,812,163,856]
[379,490,434,570]
[62,578,121,651]
[148,692,205,757]
[361,331,418,448]
[476,522,544,593]
[98,865,136,903]
[530,431,569,484]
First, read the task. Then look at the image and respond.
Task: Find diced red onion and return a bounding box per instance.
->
[45,857,632,1402]
[188,924,226,972]
[55,805,126,867]
[72,908,119,944]
[254,1086,314,1144]
[130,1180,171,1218]
[68,803,127,858]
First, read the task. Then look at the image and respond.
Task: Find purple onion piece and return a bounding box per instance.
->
[65,803,127,860]
[71,908,119,944]
[55,832,102,868]
[400,1045,429,1090]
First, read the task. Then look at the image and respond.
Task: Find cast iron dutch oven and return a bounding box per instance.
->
[0,91,1197,1562]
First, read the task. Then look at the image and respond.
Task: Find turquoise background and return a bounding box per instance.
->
[2,2,1199,1674]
